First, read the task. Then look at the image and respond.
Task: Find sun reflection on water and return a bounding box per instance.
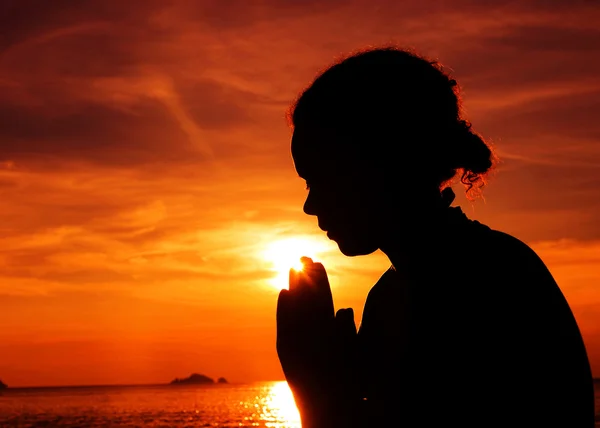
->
[259,381,300,427]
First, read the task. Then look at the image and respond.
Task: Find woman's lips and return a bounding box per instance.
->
[319,221,336,238]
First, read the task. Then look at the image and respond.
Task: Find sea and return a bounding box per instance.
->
[0,381,598,427]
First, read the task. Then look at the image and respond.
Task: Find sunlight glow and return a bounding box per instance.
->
[260,381,301,427]
[262,237,327,290]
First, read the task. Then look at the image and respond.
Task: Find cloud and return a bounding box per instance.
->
[1,0,600,384]
[487,25,600,52]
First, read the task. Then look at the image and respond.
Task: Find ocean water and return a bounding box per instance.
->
[0,381,598,427]
[0,382,300,427]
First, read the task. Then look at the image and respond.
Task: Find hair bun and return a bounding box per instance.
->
[462,130,493,174]
[451,121,494,195]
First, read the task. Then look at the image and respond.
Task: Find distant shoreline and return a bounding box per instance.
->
[3,378,599,390]
[0,380,286,390]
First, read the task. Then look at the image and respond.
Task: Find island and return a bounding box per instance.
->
[170,373,228,385]
[0,379,6,389]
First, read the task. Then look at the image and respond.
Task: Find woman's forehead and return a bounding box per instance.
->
[291,126,336,176]
[291,127,365,184]
[291,136,319,179]
[291,124,344,156]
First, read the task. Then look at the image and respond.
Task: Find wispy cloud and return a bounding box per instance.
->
[1,0,599,385]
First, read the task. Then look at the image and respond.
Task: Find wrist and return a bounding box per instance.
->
[292,388,360,428]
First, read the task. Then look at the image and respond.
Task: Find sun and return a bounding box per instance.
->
[262,237,327,290]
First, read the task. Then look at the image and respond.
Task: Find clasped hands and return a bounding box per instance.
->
[276,257,360,427]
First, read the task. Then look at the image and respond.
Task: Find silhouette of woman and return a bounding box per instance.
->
[276,47,595,427]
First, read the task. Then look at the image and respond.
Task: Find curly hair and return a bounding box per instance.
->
[288,46,498,199]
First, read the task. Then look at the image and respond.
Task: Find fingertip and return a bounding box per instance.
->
[336,307,355,323]
[300,256,313,267]
[312,261,327,274]
[335,307,357,335]
[277,289,289,307]
[310,262,330,292]
[336,307,350,317]
[288,268,298,291]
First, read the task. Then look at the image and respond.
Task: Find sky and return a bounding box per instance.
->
[1,0,599,387]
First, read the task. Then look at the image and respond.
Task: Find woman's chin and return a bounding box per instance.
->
[333,237,378,257]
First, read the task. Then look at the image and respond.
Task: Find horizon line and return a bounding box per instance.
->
[3,378,599,390]
[1,379,287,390]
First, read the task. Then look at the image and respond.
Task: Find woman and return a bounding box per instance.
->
[276,47,594,427]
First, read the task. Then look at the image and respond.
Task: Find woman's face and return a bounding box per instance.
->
[291,124,390,256]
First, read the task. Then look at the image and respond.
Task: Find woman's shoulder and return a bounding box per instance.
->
[450,205,543,265]
[461,218,560,301]
[466,219,549,271]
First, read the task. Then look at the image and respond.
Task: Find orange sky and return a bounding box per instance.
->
[1,0,600,387]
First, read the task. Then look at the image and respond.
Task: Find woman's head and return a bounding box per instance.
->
[289,47,496,256]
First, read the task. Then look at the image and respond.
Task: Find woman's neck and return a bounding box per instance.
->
[379,188,461,273]
[379,219,448,274]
